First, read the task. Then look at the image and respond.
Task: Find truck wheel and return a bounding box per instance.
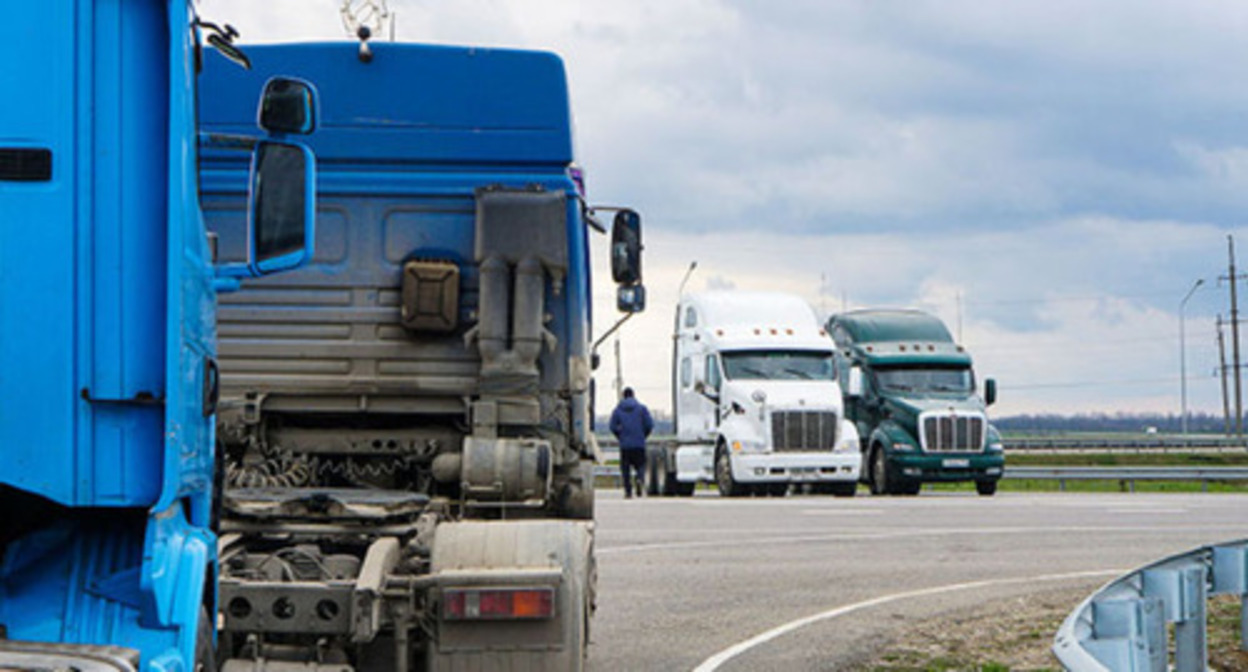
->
[646,447,665,496]
[975,480,998,496]
[663,457,694,497]
[557,462,595,520]
[715,445,746,497]
[869,448,893,496]
[766,483,789,497]
[829,482,857,498]
[899,480,922,496]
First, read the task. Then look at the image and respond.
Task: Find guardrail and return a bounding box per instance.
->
[1053,538,1248,671]
[1006,466,1248,492]
[1005,436,1248,452]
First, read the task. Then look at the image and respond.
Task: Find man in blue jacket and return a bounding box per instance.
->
[610,387,654,498]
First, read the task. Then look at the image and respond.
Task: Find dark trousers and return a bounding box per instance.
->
[620,448,647,497]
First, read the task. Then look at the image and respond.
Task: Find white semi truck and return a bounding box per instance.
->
[652,291,861,497]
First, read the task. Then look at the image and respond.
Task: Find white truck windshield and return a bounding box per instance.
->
[875,365,973,394]
[721,350,835,381]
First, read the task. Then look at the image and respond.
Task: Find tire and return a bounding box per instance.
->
[715,445,746,497]
[557,462,595,520]
[869,447,893,496]
[899,480,922,496]
[829,482,857,498]
[663,458,695,497]
[646,447,664,496]
[976,479,998,496]
[766,483,789,497]
[194,606,215,672]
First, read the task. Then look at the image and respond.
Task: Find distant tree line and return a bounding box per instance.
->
[993,411,1228,434]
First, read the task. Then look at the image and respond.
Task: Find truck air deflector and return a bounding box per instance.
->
[0,148,52,181]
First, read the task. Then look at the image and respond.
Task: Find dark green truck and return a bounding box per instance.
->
[827,309,1004,496]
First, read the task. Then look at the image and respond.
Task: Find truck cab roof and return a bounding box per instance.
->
[200,42,572,168]
[679,292,832,351]
[828,309,971,366]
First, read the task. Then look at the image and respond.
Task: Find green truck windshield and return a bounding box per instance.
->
[722,350,836,381]
[876,365,973,394]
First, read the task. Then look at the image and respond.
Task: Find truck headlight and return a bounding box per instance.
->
[892,442,916,452]
[986,442,1004,453]
[732,439,767,453]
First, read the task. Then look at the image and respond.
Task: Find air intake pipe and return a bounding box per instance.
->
[471,254,554,378]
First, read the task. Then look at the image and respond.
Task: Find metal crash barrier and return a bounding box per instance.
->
[1053,538,1248,671]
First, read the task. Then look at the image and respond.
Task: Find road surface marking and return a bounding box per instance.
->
[597,524,1240,556]
[691,569,1123,672]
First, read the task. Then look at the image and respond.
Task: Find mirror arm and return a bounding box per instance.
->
[198,131,257,152]
[591,312,636,356]
[582,199,607,234]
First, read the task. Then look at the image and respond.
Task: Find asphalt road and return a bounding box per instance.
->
[586,488,1248,671]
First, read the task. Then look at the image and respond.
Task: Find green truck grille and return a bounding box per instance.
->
[771,411,837,451]
[921,414,985,452]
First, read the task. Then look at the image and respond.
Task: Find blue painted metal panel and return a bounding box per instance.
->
[0,0,167,508]
[200,42,594,443]
[200,42,573,167]
[1,0,213,669]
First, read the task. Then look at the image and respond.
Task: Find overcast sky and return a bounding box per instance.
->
[201,0,1248,420]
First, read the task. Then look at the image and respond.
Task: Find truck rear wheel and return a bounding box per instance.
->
[715,445,747,497]
[829,482,857,498]
[647,447,666,496]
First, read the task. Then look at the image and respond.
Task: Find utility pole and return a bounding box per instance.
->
[1179,279,1204,436]
[1219,315,1231,436]
[1222,235,1246,435]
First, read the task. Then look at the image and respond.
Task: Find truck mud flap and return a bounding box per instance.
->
[427,520,593,672]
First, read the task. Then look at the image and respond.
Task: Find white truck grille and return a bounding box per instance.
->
[920,413,986,452]
[771,411,837,452]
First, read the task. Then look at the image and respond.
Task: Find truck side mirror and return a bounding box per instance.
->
[258,77,317,135]
[617,284,645,313]
[248,140,316,275]
[846,367,864,397]
[212,78,319,289]
[984,378,997,407]
[611,209,642,285]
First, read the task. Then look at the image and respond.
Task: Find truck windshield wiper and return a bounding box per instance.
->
[781,368,813,379]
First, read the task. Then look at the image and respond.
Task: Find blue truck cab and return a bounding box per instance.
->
[197,41,642,669]
[0,2,316,668]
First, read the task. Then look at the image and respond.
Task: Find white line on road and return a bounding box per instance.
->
[800,509,884,516]
[596,524,1240,556]
[690,569,1123,672]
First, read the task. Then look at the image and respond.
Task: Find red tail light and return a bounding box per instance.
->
[442,587,556,621]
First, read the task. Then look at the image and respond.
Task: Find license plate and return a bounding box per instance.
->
[791,467,818,481]
[942,458,970,468]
